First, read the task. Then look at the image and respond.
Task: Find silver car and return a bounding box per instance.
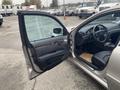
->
[18,7,120,90]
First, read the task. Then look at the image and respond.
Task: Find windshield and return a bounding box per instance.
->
[89,13,120,25]
[82,2,96,7]
[103,0,120,3]
[78,3,83,8]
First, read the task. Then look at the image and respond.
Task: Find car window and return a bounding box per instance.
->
[6,6,9,9]
[2,6,4,9]
[24,15,64,42]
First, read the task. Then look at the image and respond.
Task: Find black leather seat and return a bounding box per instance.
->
[92,51,112,70]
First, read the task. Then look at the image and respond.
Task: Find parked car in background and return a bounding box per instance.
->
[78,2,97,18]
[56,9,64,16]
[0,5,13,16]
[13,5,22,15]
[47,9,56,15]
[66,7,77,16]
[41,9,52,14]
[97,0,120,12]
[75,4,84,15]
[48,9,63,16]
[0,4,22,16]
[51,9,59,16]
[0,14,3,26]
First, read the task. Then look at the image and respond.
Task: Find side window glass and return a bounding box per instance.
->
[6,6,9,9]
[17,6,19,9]
[11,6,13,9]
[24,15,64,42]
[2,6,4,9]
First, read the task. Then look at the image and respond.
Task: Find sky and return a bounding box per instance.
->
[0,0,83,6]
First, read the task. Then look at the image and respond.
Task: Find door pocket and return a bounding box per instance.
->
[38,50,65,70]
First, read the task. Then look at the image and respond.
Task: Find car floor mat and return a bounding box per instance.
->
[80,52,93,63]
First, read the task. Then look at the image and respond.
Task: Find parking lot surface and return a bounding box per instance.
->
[0,16,105,90]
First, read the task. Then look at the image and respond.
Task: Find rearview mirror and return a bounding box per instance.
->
[53,28,62,34]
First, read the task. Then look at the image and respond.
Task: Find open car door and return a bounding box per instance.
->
[18,11,70,80]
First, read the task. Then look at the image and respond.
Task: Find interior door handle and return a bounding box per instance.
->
[64,39,67,43]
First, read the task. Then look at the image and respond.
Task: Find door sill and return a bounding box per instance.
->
[70,58,108,89]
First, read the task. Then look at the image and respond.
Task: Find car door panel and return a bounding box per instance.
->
[30,36,69,71]
[106,41,120,90]
[18,11,69,79]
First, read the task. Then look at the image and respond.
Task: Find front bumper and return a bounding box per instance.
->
[78,12,94,17]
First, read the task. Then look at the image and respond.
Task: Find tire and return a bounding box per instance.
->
[71,13,74,16]
[79,16,82,19]
[0,22,3,26]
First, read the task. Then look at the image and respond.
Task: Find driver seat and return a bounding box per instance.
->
[92,51,112,70]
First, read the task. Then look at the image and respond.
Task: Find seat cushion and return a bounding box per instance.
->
[92,51,112,70]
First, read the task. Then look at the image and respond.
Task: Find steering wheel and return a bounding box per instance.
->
[92,24,109,43]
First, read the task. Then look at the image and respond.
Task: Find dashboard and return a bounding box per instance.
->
[76,22,120,46]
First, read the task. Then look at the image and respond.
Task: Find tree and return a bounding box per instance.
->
[50,0,58,8]
[2,0,12,5]
[29,0,41,8]
[22,0,41,9]
[36,0,41,9]
[22,1,31,6]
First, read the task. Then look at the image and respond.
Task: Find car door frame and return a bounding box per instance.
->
[18,11,69,79]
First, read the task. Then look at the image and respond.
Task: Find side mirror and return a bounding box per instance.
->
[53,28,62,34]
[71,27,75,31]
